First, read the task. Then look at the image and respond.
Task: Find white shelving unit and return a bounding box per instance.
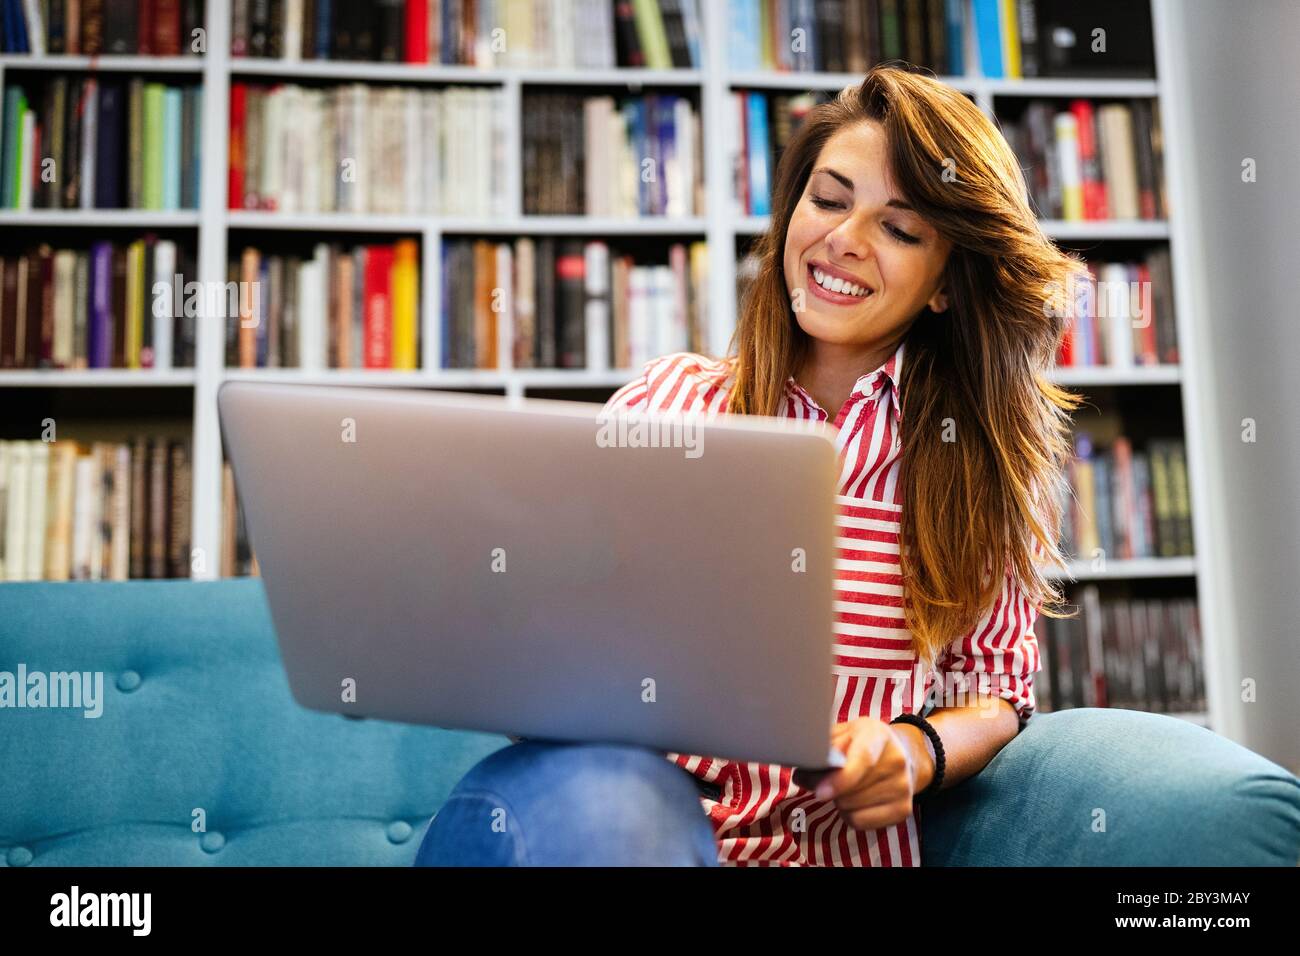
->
[1,0,1215,728]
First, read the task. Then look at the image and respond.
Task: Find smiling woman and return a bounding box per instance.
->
[417,64,1088,868]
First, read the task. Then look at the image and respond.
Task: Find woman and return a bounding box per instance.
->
[416,65,1082,867]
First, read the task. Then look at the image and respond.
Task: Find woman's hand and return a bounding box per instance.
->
[792,717,934,830]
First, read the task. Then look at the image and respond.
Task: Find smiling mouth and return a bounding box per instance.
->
[807,263,873,302]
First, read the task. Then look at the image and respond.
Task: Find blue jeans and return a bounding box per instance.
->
[413,740,721,866]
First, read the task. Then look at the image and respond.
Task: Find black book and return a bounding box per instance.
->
[63,78,86,209]
[535,238,557,368]
[103,0,138,54]
[353,0,376,60]
[301,0,316,58]
[816,0,847,73]
[250,0,270,57]
[331,0,351,59]
[556,240,586,369]
[181,0,203,54]
[612,0,643,67]
[267,0,284,58]
[376,0,403,62]
[1035,0,1155,77]
[48,0,68,53]
[95,81,124,209]
[659,0,694,68]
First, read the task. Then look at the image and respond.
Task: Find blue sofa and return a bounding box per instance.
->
[2,579,1298,866]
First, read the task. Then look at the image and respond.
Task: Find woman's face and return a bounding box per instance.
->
[783,120,952,350]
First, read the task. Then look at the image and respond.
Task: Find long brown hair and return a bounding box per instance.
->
[728,65,1083,665]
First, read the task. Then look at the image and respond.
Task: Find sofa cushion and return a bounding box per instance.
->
[0,579,508,866]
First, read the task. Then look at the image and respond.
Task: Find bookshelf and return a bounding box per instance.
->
[0,2,1220,729]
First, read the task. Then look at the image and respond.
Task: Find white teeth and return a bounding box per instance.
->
[811,266,869,298]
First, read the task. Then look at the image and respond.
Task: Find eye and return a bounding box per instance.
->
[885,223,921,245]
[810,196,845,210]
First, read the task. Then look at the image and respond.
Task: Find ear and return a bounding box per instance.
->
[927,288,949,314]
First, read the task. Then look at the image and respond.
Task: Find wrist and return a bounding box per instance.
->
[896,723,936,795]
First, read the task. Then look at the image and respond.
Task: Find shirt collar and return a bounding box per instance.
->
[787,338,906,423]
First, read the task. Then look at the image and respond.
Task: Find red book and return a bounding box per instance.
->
[363,245,394,368]
[1070,100,1107,220]
[1137,262,1158,363]
[228,83,247,209]
[138,0,156,55]
[405,0,428,63]
[154,0,181,56]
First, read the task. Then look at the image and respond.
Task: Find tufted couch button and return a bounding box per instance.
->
[116,670,142,693]
[200,831,226,854]
[6,846,33,867]
[386,821,413,844]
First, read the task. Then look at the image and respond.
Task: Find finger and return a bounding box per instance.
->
[833,774,911,813]
[844,800,913,832]
[818,728,888,800]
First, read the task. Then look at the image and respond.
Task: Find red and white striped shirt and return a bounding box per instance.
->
[602,339,1040,867]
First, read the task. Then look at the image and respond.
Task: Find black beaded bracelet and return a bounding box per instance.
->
[890,712,946,799]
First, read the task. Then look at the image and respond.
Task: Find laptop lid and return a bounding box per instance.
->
[218,381,840,768]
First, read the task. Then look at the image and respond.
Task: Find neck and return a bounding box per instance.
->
[796,336,900,418]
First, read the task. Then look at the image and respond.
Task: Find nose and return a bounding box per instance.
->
[825,212,873,262]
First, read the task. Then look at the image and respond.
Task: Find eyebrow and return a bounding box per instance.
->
[811,166,915,211]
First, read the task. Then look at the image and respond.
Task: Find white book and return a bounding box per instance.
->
[476,88,492,218]
[551,0,574,69]
[584,241,610,372]
[43,444,77,581]
[586,0,617,68]
[152,240,177,369]
[446,90,464,217]
[677,97,698,216]
[628,267,651,367]
[4,443,29,580]
[262,86,285,211]
[52,250,77,367]
[477,0,499,67]
[1054,111,1083,221]
[284,0,304,61]
[332,89,351,213]
[347,84,368,213]
[655,264,681,356]
[668,243,690,353]
[279,85,301,213]
[71,452,97,581]
[404,89,422,216]
[422,89,442,215]
[24,442,49,582]
[21,0,45,55]
[491,89,508,217]
[80,79,99,210]
[310,90,330,213]
[495,242,514,371]
[297,246,327,372]
[1100,262,1135,367]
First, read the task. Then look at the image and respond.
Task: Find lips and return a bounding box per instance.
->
[807,262,874,303]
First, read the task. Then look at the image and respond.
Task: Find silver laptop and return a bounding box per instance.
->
[217,381,846,769]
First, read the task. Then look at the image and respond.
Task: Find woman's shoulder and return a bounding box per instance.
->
[604,352,737,415]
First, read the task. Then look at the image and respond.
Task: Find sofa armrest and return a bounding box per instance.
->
[918,707,1300,866]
